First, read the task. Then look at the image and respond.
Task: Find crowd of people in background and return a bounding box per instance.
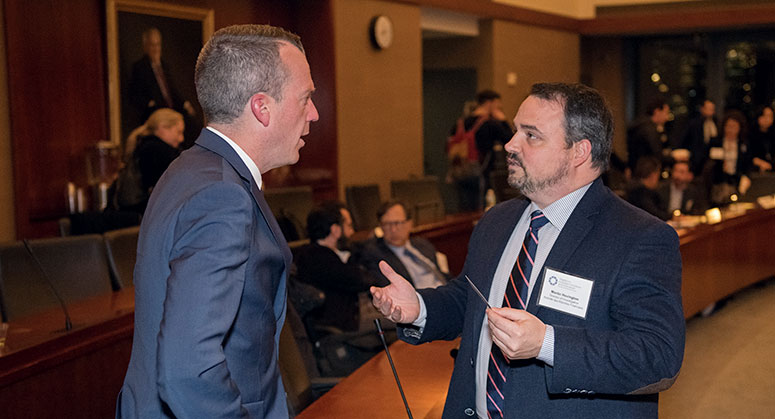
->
[620,97,775,220]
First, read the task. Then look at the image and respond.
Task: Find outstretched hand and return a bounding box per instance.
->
[370,261,420,324]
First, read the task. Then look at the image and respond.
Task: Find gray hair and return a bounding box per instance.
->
[529,83,613,172]
[195,24,304,125]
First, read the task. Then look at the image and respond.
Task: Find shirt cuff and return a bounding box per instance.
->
[536,325,555,366]
[411,292,427,329]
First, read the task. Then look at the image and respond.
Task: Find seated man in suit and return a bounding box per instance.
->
[294,201,376,332]
[626,156,671,220]
[359,200,448,289]
[371,83,684,418]
[658,160,706,216]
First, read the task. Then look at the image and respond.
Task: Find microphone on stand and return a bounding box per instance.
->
[22,240,73,332]
[374,319,413,419]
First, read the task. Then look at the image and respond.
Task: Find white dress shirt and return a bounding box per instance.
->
[206,127,263,189]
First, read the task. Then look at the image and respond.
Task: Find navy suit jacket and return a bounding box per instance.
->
[117,129,292,418]
[400,178,684,418]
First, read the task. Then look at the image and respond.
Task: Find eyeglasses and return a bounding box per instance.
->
[380,219,409,229]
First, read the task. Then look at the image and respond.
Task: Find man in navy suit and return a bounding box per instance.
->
[117,24,318,418]
[372,83,684,418]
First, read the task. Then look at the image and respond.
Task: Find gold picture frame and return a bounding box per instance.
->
[106,0,213,146]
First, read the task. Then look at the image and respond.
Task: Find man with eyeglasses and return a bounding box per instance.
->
[359,200,449,289]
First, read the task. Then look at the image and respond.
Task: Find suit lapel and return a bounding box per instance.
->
[527,179,605,314]
[195,129,293,269]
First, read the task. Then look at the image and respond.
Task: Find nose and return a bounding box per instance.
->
[504,131,521,154]
[308,99,319,122]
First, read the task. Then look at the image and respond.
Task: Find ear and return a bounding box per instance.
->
[572,139,592,167]
[250,93,272,127]
[330,223,342,239]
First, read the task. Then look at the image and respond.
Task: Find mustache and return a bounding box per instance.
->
[507,152,523,167]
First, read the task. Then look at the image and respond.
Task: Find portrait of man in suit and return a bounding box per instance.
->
[372,83,684,418]
[117,24,318,418]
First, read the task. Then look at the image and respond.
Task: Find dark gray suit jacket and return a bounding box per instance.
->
[401,178,684,418]
[117,129,292,418]
[359,236,447,288]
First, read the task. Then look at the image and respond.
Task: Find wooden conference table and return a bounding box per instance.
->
[1,207,774,418]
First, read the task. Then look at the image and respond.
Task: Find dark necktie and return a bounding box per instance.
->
[403,247,445,287]
[486,210,549,418]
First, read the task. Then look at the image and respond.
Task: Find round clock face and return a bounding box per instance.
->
[371,15,394,50]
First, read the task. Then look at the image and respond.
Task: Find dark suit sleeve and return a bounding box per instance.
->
[156,182,253,418]
[547,222,684,395]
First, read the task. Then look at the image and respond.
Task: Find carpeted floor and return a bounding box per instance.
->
[659,278,775,418]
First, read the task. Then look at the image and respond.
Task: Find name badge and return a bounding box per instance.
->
[537,268,594,319]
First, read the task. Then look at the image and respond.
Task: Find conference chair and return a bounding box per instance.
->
[390,176,445,225]
[345,183,382,231]
[739,172,775,202]
[264,186,315,241]
[0,235,115,322]
[104,226,140,288]
[279,302,340,416]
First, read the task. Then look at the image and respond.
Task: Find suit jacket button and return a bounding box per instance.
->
[464,408,475,416]
[564,388,572,394]
[470,357,474,366]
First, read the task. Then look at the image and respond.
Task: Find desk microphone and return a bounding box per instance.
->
[22,239,73,332]
[374,319,413,419]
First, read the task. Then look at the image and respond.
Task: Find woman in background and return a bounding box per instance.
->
[707,110,751,204]
[116,108,184,214]
[750,105,774,172]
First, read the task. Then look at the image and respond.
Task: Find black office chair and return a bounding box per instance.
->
[345,183,382,231]
[0,235,115,322]
[390,176,445,225]
[104,226,140,288]
[264,186,315,241]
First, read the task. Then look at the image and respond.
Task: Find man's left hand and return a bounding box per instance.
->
[487,307,546,360]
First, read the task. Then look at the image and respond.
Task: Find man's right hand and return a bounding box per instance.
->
[370,261,420,324]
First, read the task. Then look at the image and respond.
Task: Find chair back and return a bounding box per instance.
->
[345,183,381,231]
[264,186,315,241]
[390,176,445,225]
[0,235,115,322]
[104,226,140,288]
[740,172,775,202]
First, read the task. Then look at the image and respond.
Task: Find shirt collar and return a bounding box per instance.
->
[531,182,593,231]
[206,126,263,189]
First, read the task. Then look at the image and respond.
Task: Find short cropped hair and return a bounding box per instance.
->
[195,24,304,125]
[529,83,614,172]
[476,89,501,105]
[376,200,410,222]
[306,204,343,241]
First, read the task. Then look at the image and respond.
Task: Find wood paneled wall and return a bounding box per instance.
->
[2,0,337,238]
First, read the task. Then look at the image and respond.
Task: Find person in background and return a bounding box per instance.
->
[708,110,752,204]
[658,159,706,216]
[627,156,671,221]
[457,90,513,207]
[371,83,684,418]
[682,99,718,176]
[294,201,376,332]
[359,200,448,289]
[627,98,671,172]
[114,108,183,215]
[750,105,774,172]
[117,24,318,418]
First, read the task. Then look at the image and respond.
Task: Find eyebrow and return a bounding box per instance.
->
[518,123,543,135]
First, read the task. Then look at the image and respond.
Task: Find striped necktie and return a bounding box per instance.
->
[486,210,549,418]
